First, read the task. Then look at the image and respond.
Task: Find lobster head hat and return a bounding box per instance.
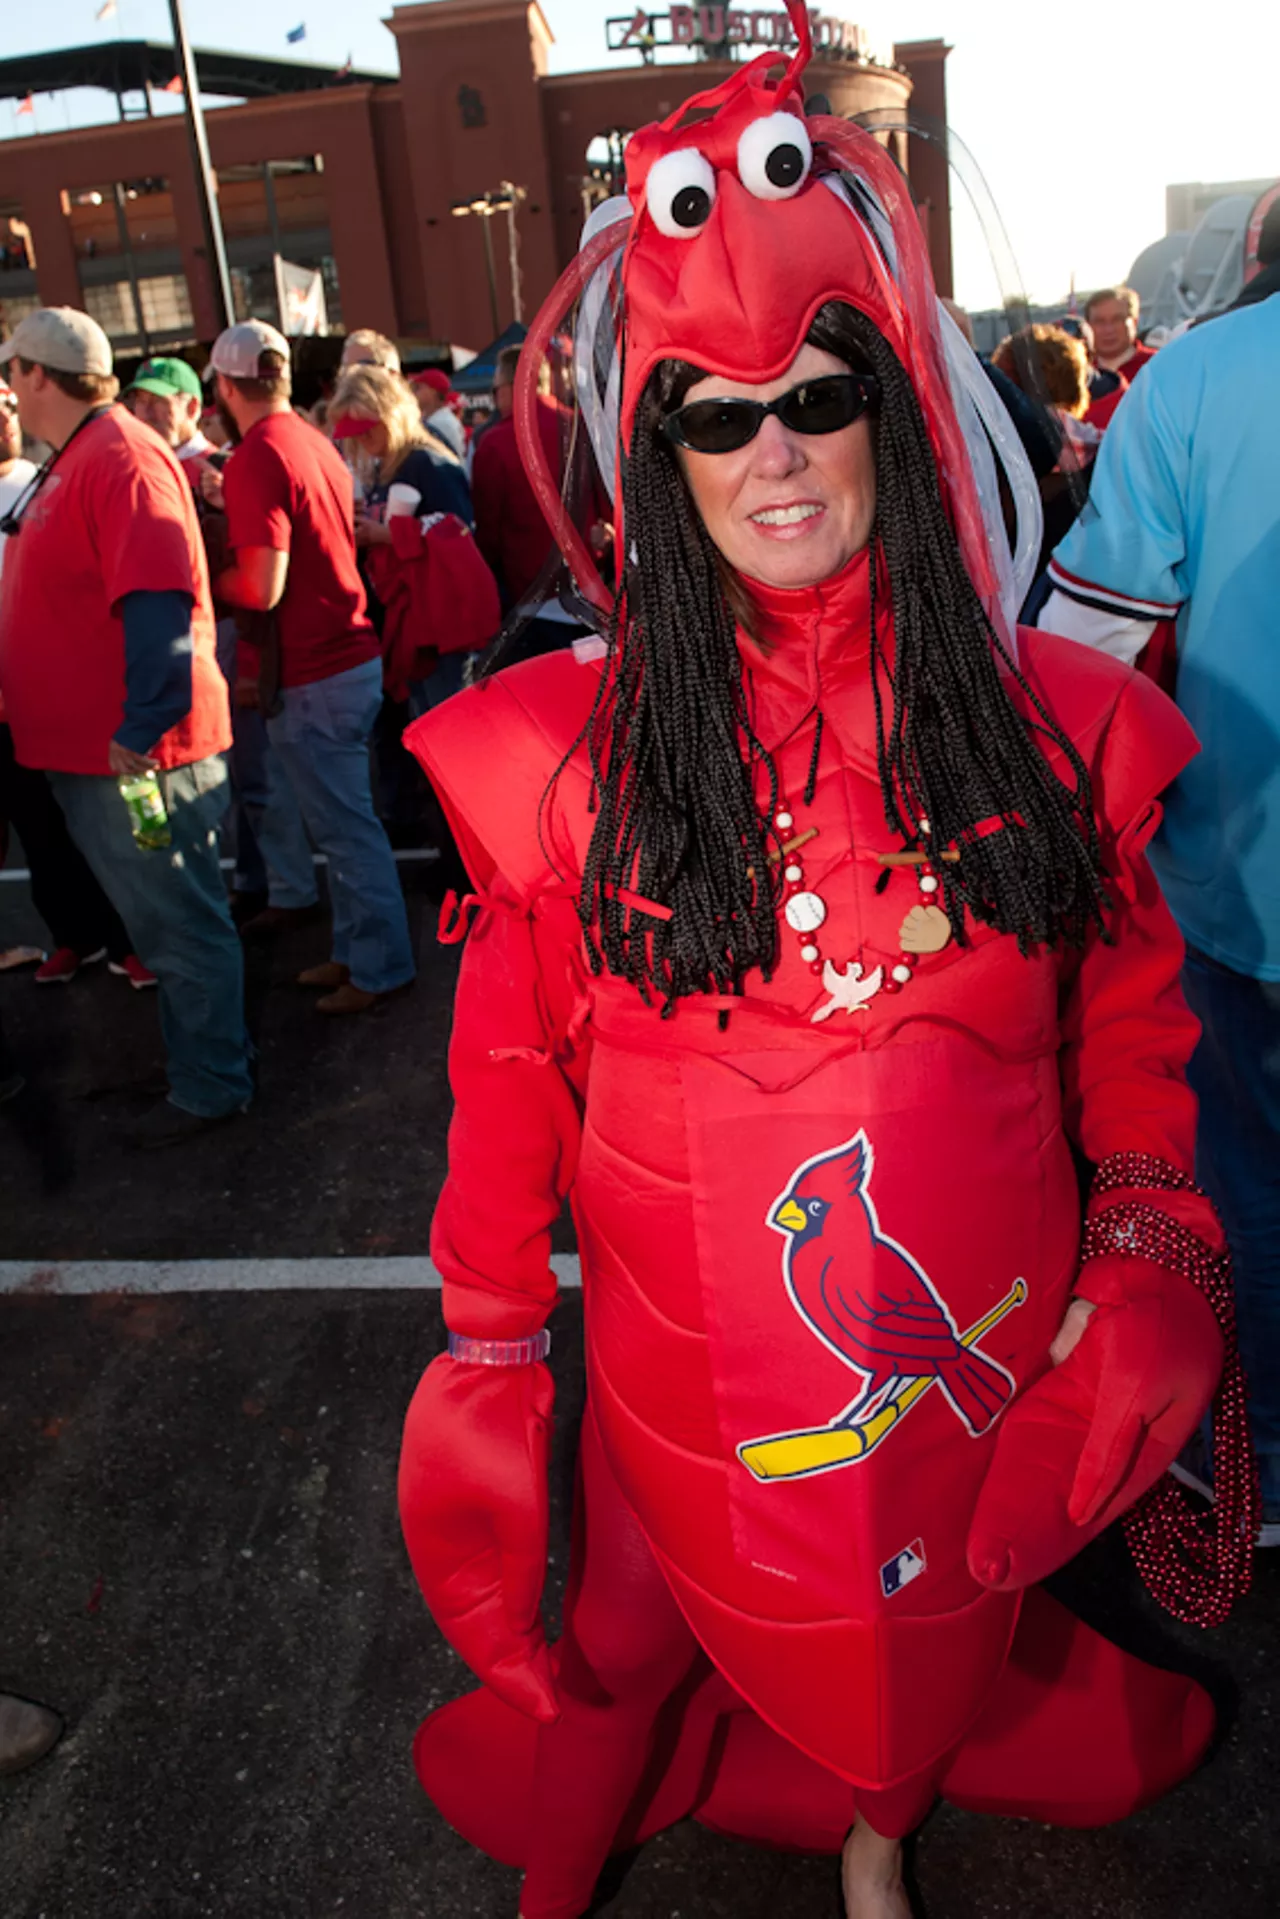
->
[516,0,1038,639]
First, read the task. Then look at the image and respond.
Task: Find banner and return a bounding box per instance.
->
[275,259,328,336]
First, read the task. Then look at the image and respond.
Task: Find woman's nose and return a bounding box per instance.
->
[749,413,807,477]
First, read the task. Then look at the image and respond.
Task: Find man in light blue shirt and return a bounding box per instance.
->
[1039,293,1280,1540]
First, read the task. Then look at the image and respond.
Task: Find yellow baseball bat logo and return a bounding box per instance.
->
[738,1277,1028,1482]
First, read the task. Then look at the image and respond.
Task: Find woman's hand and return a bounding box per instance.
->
[968,1257,1221,1591]
[354,513,392,547]
[1049,1296,1096,1365]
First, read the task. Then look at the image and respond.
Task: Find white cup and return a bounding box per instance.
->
[386,483,422,519]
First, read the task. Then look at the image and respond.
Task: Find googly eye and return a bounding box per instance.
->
[644,148,717,239]
[737,113,812,203]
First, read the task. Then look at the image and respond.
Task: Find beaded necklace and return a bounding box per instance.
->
[771,725,954,1023]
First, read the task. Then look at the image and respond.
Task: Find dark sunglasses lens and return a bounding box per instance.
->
[670,398,760,453]
[775,376,863,433]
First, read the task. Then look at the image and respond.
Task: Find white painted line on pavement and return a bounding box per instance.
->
[0,849,441,884]
[0,1255,583,1296]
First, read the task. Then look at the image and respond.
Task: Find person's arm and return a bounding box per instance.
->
[109,589,195,772]
[969,675,1226,1596]
[1039,365,1188,656]
[92,437,208,774]
[215,438,292,612]
[215,547,288,612]
[399,879,587,1723]
[1036,588,1155,666]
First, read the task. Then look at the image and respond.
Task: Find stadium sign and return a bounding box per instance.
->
[607,9,870,57]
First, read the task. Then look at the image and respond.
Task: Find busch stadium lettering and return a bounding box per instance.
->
[607,8,870,56]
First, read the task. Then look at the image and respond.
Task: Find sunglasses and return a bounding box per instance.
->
[661,372,878,455]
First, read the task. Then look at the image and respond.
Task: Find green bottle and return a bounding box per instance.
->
[118,772,172,851]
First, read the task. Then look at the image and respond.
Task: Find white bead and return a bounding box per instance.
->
[775,810,793,830]
[919,874,939,893]
[783,890,827,934]
[892,964,912,984]
[917,817,930,834]
[784,862,803,882]
[799,943,819,962]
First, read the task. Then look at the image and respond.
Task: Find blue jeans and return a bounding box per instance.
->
[1182,944,1280,1517]
[231,706,317,909]
[266,658,415,995]
[408,650,470,717]
[50,757,254,1119]
[215,617,316,907]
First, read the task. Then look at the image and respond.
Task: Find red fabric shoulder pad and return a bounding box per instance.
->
[1015,627,1199,842]
[403,651,601,895]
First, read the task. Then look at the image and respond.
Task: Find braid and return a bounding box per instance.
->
[573,301,1109,1008]
[577,360,780,1010]
[811,303,1109,952]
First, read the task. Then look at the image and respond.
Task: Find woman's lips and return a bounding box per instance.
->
[747,501,827,541]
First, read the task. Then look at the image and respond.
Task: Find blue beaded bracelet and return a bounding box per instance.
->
[447,1329,552,1367]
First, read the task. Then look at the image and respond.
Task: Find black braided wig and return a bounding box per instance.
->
[573,299,1109,1011]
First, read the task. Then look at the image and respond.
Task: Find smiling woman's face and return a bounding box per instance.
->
[674,343,877,590]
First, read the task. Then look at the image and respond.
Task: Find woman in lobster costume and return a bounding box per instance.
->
[398,11,1256,1913]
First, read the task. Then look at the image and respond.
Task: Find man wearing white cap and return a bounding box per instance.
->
[209,320,414,1014]
[0,307,253,1146]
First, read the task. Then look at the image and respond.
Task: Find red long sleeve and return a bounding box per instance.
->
[431,883,590,1341]
[1055,670,1220,1247]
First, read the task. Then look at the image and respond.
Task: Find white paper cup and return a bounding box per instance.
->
[386,483,422,519]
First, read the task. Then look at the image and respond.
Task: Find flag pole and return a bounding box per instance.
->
[167,0,234,334]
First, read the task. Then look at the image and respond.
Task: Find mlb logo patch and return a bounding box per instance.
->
[880,1538,927,1597]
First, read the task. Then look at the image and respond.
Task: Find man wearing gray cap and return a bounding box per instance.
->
[209,320,414,1014]
[0,307,253,1146]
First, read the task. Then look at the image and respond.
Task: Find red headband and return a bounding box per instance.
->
[330,414,377,440]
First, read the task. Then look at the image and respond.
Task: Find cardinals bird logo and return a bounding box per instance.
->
[738,1131,1026,1482]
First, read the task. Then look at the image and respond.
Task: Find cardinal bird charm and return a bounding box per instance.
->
[811,958,884,1023]
[738,1131,1025,1482]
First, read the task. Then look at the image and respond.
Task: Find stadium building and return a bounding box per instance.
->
[0,4,952,356]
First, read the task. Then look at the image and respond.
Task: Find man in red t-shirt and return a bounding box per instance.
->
[210,321,414,1014]
[0,307,253,1147]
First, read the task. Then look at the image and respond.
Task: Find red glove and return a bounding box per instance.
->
[398,1354,559,1724]
[968,1255,1222,1591]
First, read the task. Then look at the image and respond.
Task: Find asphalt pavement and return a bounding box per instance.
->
[1,866,1278,1919]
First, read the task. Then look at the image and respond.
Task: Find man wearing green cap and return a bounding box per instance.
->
[127,356,212,468]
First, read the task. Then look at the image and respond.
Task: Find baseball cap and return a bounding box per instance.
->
[411,368,452,396]
[0,307,113,377]
[209,319,290,380]
[127,355,203,401]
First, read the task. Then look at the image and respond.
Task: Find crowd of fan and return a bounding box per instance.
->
[0,214,1273,1150]
[0,308,588,1149]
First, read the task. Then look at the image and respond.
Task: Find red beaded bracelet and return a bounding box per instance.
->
[1082,1152,1259,1628]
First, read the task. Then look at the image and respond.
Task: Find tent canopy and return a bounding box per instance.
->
[449,323,527,395]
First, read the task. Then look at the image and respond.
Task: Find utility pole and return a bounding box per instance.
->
[167,0,234,334]
[452,183,527,337]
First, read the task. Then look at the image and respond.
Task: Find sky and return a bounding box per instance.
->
[5,0,1279,310]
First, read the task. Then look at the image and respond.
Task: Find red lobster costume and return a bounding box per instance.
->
[397,12,1255,1914]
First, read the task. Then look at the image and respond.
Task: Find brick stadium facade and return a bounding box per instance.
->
[0,4,951,354]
